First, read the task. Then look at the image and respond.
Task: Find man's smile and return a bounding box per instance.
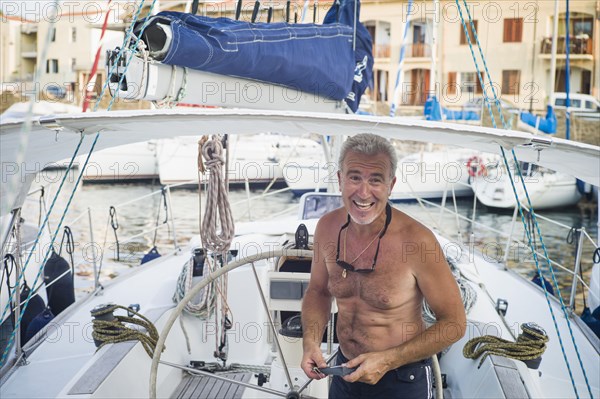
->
[353,200,375,210]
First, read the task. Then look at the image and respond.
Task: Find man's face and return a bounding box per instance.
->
[337,151,396,225]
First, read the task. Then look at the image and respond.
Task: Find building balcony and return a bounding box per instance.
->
[21,23,38,34]
[373,43,390,58]
[405,43,431,59]
[540,35,594,60]
[21,50,37,59]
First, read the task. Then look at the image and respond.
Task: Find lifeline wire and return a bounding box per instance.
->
[455,1,592,396]
[0,0,159,367]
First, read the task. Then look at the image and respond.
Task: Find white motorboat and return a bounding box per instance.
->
[81,140,162,183]
[158,134,323,188]
[472,159,583,210]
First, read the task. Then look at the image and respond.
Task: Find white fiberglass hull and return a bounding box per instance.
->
[81,141,160,182]
[473,170,582,210]
[1,217,598,398]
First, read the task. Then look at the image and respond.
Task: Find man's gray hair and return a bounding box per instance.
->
[338,133,397,178]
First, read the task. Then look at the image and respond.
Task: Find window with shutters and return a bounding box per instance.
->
[502,70,520,95]
[447,72,457,95]
[460,20,477,45]
[460,72,484,95]
[46,59,59,74]
[503,18,523,42]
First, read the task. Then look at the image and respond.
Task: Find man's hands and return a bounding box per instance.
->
[301,346,328,380]
[302,348,396,385]
[341,351,394,385]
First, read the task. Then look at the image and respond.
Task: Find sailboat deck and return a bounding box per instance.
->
[171,372,252,399]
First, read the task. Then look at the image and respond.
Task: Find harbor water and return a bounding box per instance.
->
[18,169,599,314]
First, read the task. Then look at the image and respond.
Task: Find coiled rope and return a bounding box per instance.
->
[199,136,235,254]
[173,256,215,318]
[91,304,161,358]
[463,323,549,368]
[423,258,477,324]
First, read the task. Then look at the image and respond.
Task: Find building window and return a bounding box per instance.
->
[375,69,388,102]
[71,27,77,43]
[46,59,59,74]
[50,27,56,42]
[447,72,457,95]
[503,18,523,42]
[71,58,77,72]
[502,70,521,95]
[460,72,484,94]
[460,20,477,45]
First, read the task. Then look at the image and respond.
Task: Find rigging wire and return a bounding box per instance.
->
[455,1,593,396]
[0,0,60,225]
[0,0,159,368]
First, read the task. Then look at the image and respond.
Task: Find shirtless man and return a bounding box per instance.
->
[301,133,466,398]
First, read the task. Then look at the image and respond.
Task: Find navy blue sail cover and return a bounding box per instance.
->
[136,0,372,112]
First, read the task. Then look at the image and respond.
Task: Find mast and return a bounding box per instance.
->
[528,2,539,112]
[389,0,415,117]
[549,0,559,100]
[429,0,438,95]
[565,0,571,140]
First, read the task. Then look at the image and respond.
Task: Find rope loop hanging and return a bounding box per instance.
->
[152,187,169,247]
[200,135,235,254]
[593,248,600,264]
[566,227,578,245]
[109,206,120,261]
[59,226,76,284]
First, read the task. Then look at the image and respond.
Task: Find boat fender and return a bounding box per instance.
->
[580,306,600,338]
[141,246,161,265]
[24,307,54,342]
[575,179,593,199]
[11,283,46,345]
[531,275,555,296]
[44,250,75,316]
[192,248,206,277]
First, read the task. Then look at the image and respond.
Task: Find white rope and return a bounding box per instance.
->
[200,136,235,254]
[423,258,477,325]
[173,253,216,353]
[173,256,215,317]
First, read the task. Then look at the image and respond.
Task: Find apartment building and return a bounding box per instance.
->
[361,0,599,112]
[2,0,597,113]
[1,1,125,101]
[0,14,37,89]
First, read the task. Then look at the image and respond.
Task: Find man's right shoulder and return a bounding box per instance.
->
[314,208,344,237]
[316,208,344,226]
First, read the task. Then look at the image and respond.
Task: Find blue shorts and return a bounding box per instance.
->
[329,350,433,399]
